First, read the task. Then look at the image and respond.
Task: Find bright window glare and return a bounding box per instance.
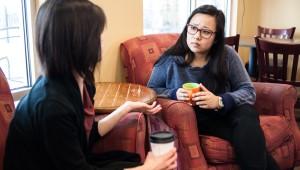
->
[143,0,230,35]
[143,0,190,34]
[0,0,30,89]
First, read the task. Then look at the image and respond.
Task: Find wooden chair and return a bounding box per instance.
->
[255,36,300,84]
[225,34,240,52]
[249,26,297,80]
[255,36,300,109]
[257,25,296,39]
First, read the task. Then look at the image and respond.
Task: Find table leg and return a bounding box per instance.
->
[248,47,258,78]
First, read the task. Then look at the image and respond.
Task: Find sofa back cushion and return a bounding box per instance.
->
[0,68,14,170]
[120,33,179,85]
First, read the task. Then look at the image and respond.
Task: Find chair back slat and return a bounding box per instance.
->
[255,36,300,87]
[273,53,278,80]
[291,54,299,81]
[225,34,240,52]
[264,52,270,78]
[282,54,289,80]
[257,26,296,39]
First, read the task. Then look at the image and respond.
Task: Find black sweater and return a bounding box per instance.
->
[4,76,103,170]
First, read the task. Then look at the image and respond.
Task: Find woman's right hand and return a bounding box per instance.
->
[142,148,177,170]
[176,88,189,101]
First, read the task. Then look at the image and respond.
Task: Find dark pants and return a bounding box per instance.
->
[194,104,279,170]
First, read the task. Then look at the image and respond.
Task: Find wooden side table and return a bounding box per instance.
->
[94,82,157,113]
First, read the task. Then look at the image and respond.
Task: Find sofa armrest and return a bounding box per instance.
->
[157,98,208,170]
[253,82,297,119]
[91,112,146,161]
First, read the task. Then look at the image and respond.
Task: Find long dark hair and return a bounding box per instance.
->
[163,5,227,87]
[35,0,106,85]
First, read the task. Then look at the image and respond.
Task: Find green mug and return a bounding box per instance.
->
[182,82,200,105]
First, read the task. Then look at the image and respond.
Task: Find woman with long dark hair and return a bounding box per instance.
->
[4,0,177,170]
[148,5,278,170]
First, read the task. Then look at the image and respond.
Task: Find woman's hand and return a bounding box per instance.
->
[176,88,190,101]
[142,148,177,170]
[192,84,219,109]
[124,101,162,115]
[98,101,161,136]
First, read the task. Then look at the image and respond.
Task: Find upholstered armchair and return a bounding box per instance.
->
[120,33,300,170]
[0,67,147,170]
[0,68,14,170]
[91,113,147,161]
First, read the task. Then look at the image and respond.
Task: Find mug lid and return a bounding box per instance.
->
[150,131,174,143]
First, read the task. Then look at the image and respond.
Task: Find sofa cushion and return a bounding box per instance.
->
[92,112,146,161]
[120,33,179,85]
[200,115,291,164]
[0,68,14,170]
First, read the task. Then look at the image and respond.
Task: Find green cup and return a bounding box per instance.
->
[182,83,200,105]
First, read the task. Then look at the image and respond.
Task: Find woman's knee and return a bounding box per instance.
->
[231,104,259,119]
[229,104,260,127]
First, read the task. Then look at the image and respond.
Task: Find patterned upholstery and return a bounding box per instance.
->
[92,112,146,161]
[120,33,179,85]
[201,115,293,164]
[0,67,15,170]
[120,34,300,170]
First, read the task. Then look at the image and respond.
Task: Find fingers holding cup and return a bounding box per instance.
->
[176,88,189,101]
[182,83,200,105]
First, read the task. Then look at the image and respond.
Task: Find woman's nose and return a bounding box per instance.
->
[193,31,202,40]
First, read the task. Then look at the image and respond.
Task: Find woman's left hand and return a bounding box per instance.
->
[125,101,162,115]
[192,84,219,109]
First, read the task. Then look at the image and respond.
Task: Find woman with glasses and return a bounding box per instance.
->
[4,0,177,170]
[148,5,279,170]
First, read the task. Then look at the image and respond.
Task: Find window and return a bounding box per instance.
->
[143,0,231,35]
[143,0,190,34]
[0,0,34,91]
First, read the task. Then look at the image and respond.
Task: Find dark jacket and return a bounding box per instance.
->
[4,76,102,170]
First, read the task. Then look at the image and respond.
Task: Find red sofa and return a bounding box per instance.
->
[91,112,146,161]
[120,33,300,170]
[0,67,147,170]
[0,68,14,170]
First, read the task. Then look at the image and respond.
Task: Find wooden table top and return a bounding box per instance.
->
[94,82,157,113]
[240,36,256,48]
[260,37,300,44]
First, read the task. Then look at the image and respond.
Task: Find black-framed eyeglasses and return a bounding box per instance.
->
[186,24,216,39]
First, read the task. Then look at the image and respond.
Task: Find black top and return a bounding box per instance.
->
[4,76,103,170]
